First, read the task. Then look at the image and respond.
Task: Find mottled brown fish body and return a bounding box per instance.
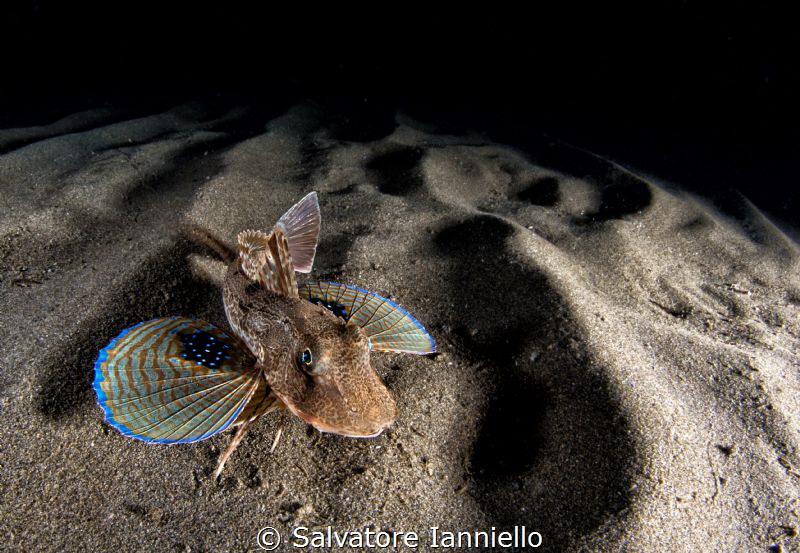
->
[223,249,397,438]
[96,192,426,480]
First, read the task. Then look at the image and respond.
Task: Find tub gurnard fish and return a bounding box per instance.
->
[93,192,436,477]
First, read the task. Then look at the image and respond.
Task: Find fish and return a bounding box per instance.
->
[93,192,436,477]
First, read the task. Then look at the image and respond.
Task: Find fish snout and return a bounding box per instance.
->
[304,398,397,438]
[341,391,397,438]
[268,365,398,438]
[294,379,397,438]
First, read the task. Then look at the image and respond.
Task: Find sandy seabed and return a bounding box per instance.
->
[1,101,798,552]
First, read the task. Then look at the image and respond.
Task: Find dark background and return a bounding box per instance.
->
[2,3,797,226]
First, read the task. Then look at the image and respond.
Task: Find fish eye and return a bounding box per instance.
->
[297,347,326,376]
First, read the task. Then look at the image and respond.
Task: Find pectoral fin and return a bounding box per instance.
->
[93,317,262,444]
[299,281,437,354]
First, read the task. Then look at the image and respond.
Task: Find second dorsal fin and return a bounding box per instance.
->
[276,191,320,274]
[237,227,298,298]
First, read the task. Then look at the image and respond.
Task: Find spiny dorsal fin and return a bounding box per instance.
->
[264,227,298,298]
[237,229,270,283]
[276,191,320,274]
[237,227,298,298]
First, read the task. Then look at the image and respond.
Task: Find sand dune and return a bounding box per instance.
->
[1,101,798,551]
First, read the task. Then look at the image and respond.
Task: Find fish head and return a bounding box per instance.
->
[264,303,397,438]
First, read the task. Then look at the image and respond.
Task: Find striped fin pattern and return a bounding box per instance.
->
[276,191,320,273]
[93,317,261,444]
[237,227,298,298]
[298,281,436,354]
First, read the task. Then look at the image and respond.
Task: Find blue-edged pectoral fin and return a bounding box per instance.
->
[93,317,262,444]
[298,281,437,354]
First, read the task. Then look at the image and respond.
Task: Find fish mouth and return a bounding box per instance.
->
[306,416,390,438]
[274,392,395,438]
